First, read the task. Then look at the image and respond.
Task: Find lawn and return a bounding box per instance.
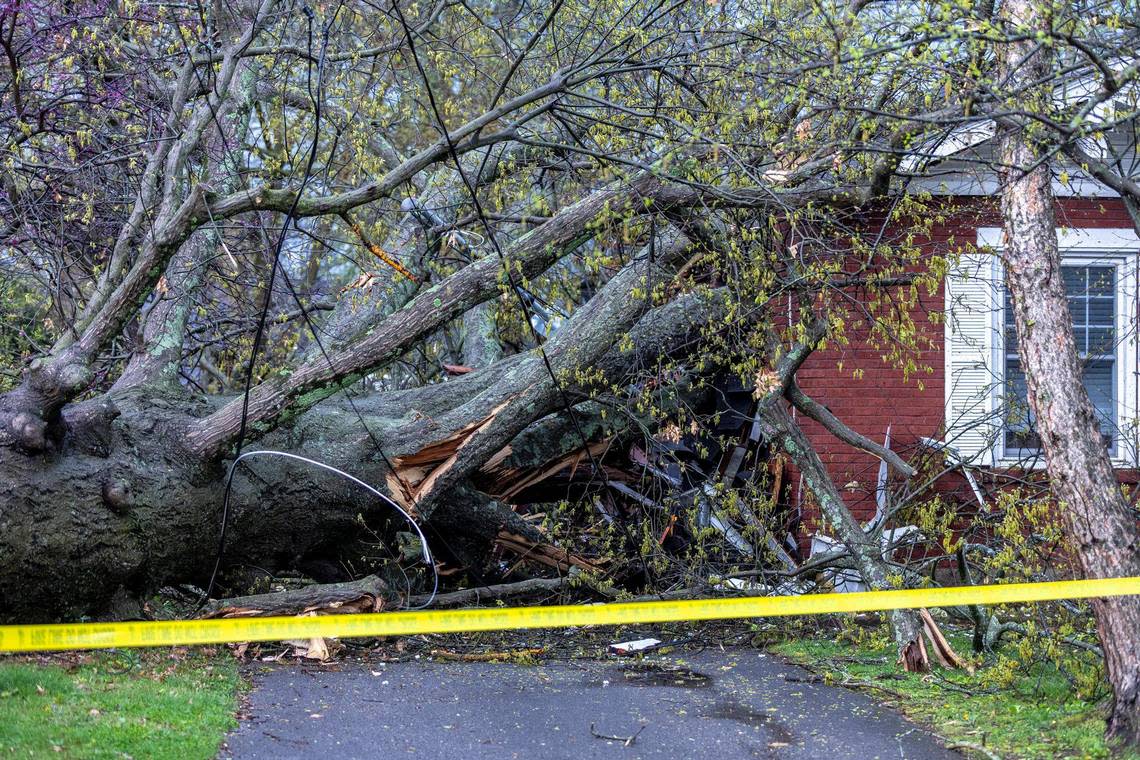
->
[771,634,1137,760]
[0,649,241,759]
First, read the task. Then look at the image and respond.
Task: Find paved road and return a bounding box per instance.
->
[222,650,960,760]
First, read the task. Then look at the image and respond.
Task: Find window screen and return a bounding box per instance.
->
[1003,264,1116,453]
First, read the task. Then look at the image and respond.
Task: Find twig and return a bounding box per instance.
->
[590,723,647,747]
[837,679,909,701]
[430,647,546,662]
[944,740,1002,760]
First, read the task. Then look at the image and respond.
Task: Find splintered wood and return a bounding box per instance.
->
[897,609,971,673]
[919,608,971,671]
[386,401,514,510]
[386,404,610,573]
[494,530,606,573]
[479,440,611,501]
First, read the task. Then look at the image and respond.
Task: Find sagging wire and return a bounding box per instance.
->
[389,0,659,584]
[221,451,438,609]
[203,3,437,610]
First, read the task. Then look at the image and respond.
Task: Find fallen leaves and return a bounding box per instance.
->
[429,647,546,663]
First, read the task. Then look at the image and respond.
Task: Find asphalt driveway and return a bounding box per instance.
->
[222,649,960,760]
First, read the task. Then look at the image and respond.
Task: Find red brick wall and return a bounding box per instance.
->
[792,196,1135,536]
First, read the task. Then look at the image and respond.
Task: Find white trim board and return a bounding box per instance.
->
[948,227,1140,468]
[977,226,1140,251]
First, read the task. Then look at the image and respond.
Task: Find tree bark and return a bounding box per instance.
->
[997,0,1140,744]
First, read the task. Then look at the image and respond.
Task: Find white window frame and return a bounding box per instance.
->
[975,227,1140,468]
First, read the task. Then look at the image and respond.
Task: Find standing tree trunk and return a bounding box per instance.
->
[757,401,928,670]
[997,0,1140,744]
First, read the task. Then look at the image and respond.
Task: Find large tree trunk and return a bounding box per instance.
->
[997,0,1140,744]
[0,285,720,622]
[0,389,479,623]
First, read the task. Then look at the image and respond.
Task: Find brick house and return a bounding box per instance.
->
[792,137,1140,533]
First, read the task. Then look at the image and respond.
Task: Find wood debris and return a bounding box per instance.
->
[919,608,971,672]
[480,440,611,501]
[494,530,606,573]
[429,648,546,662]
[200,575,388,619]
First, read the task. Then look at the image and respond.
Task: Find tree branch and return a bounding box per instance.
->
[786,378,915,477]
[184,183,635,456]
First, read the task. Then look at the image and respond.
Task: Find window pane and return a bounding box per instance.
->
[1003,263,1116,454]
[1084,360,1115,444]
[1088,267,1114,296]
[1087,298,1114,324]
[1088,326,1115,355]
[1003,358,1038,451]
[1063,268,1086,291]
[1004,290,1018,351]
[1005,324,1018,353]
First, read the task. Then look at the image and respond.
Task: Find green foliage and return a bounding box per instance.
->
[0,277,51,393]
[893,478,1106,704]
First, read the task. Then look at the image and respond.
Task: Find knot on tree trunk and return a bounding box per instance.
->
[0,359,94,452]
[1,410,49,452]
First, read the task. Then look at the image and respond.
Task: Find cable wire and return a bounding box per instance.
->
[204,4,436,610]
[389,0,657,582]
[221,450,438,609]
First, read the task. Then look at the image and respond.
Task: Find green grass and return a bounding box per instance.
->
[771,634,1137,760]
[0,650,242,759]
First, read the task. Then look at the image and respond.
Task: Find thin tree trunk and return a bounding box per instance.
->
[757,401,927,670]
[997,0,1140,744]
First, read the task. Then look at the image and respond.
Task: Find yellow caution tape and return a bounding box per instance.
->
[2,577,1137,653]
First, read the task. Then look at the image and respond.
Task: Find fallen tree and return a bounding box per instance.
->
[1,0,921,625]
[3,1,1136,699]
[0,280,720,620]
